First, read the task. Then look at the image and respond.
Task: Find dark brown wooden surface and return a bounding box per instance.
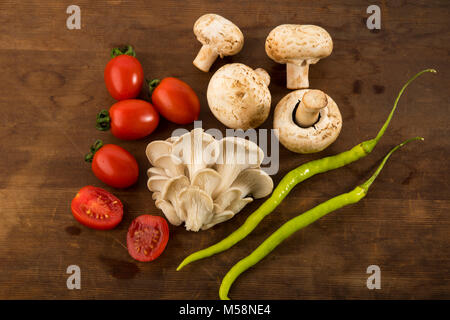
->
[0,0,448,299]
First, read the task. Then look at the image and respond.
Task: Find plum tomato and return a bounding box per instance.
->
[96,99,159,140]
[85,140,139,189]
[149,77,200,124]
[104,46,144,100]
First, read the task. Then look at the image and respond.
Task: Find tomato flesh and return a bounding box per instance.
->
[110,99,159,140]
[71,186,123,230]
[151,77,200,124]
[127,215,169,262]
[104,55,144,100]
[92,144,139,189]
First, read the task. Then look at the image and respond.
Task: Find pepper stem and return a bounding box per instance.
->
[147,79,161,95]
[362,69,436,153]
[85,140,103,162]
[359,137,424,192]
[96,109,111,131]
[110,45,136,58]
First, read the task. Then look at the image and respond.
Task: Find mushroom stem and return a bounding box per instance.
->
[193,45,219,72]
[295,90,328,127]
[286,62,309,89]
[254,68,271,86]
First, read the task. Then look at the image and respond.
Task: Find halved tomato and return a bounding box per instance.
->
[71,186,123,230]
[127,215,169,262]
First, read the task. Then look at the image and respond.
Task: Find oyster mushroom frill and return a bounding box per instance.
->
[145,128,274,231]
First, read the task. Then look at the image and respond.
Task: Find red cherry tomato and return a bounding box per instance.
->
[108,99,159,140]
[127,215,169,262]
[104,54,143,100]
[151,77,200,124]
[88,142,139,188]
[71,186,123,230]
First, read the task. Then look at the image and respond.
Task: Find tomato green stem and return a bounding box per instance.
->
[111,45,136,58]
[176,68,436,271]
[84,140,103,163]
[219,137,423,300]
[147,79,161,95]
[96,109,111,131]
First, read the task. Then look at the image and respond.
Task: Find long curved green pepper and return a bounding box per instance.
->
[219,137,423,300]
[177,68,436,271]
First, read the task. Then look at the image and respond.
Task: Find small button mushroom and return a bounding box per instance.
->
[193,14,244,72]
[265,24,333,89]
[207,63,271,130]
[273,89,342,154]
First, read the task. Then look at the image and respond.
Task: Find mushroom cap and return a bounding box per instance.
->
[153,154,185,177]
[147,167,167,178]
[147,175,169,193]
[213,188,243,213]
[146,141,172,166]
[201,210,235,230]
[191,168,222,197]
[273,89,342,153]
[231,168,274,199]
[207,63,271,130]
[265,24,333,64]
[193,14,244,57]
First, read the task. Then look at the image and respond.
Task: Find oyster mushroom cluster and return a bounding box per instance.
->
[146,128,274,231]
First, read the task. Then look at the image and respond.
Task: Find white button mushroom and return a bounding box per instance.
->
[145,129,274,231]
[273,89,342,154]
[265,24,333,89]
[207,63,271,130]
[193,14,244,72]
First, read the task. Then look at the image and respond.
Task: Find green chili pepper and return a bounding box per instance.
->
[219,136,423,300]
[177,69,436,271]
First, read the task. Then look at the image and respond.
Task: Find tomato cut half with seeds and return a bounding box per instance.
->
[127,215,169,262]
[71,186,123,230]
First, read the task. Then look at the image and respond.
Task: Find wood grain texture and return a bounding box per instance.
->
[0,0,448,299]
